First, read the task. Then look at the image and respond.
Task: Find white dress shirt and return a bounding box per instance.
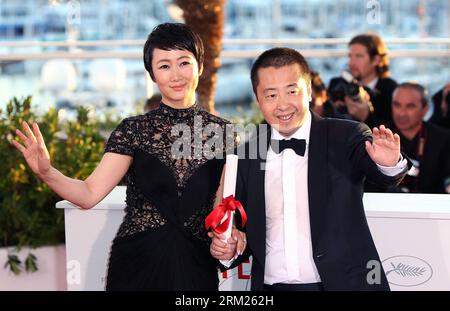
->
[365,77,379,91]
[263,111,406,285]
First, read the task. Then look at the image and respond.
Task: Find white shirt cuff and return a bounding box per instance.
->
[376,156,408,177]
[220,258,235,268]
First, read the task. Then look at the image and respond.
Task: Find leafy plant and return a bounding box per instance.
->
[0,96,116,274]
[230,102,264,126]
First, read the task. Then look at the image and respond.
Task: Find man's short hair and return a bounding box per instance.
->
[349,33,390,79]
[143,23,204,82]
[394,82,429,107]
[250,47,311,95]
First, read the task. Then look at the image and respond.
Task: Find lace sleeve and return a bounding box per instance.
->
[104,118,139,156]
[227,123,241,154]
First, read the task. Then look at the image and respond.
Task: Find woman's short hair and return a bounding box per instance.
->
[143,23,204,81]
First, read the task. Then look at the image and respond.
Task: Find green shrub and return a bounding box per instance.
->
[0,96,113,274]
[230,102,264,126]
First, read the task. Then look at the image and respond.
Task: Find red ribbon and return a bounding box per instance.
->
[205,195,247,234]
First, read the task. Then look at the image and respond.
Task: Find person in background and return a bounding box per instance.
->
[429,82,450,130]
[144,93,162,113]
[389,82,450,193]
[328,33,397,127]
[310,71,347,119]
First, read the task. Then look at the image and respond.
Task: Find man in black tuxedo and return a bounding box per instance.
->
[210,48,409,291]
[328,34,397,127]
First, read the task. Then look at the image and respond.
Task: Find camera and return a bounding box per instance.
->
[329,71,362,103]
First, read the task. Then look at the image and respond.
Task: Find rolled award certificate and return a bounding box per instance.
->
[205,154,247,240]
[221,154,239,240]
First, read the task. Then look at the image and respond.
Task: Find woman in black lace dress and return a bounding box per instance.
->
[12,23,244,290]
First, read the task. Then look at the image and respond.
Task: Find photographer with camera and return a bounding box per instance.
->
[430,83,450,130]
[310,71,350,119]
[328,33,397,127]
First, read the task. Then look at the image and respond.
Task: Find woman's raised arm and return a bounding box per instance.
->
[12,121,132,209]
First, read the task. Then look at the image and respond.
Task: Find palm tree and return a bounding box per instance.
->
[175,0,225,114]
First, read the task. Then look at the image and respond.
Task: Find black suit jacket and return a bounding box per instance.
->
[328,77,397,127]
[417,122,450,193]
[232,112,408,291]
[430,88,450,130]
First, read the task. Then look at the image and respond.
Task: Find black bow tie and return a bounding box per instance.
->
[271,138,306,156]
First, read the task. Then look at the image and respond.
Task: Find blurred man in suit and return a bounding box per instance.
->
[389,82,450,193]
[430,83,450,130]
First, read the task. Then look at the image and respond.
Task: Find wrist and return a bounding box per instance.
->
[39,166,55,183]
[377,159,398,167]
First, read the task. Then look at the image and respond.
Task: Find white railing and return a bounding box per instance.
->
[1,38,450,60]
[1,50,450,61]
[57,187,450,291]
[2,37,450,47]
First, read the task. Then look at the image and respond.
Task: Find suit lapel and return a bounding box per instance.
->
[307,112,328,252]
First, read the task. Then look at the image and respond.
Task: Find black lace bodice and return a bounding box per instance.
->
[104,102,236,244]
